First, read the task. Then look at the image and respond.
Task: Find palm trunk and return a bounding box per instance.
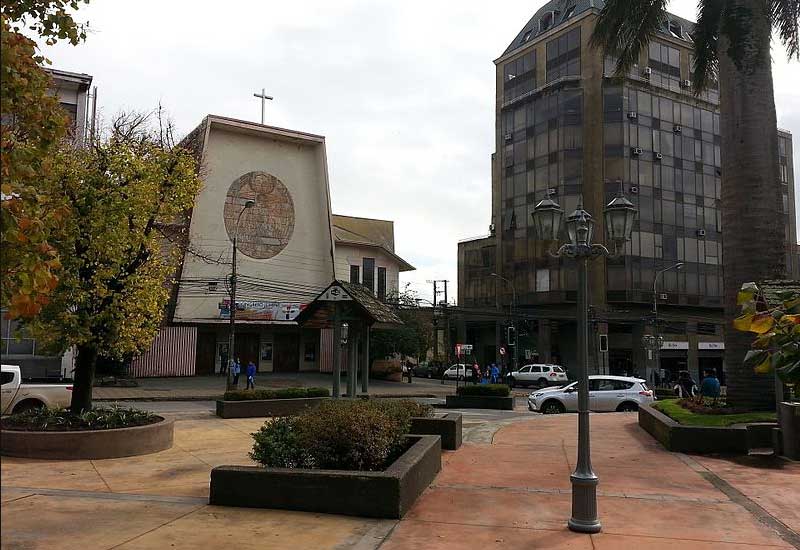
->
[70,343,98,413]
[718,0,784,410]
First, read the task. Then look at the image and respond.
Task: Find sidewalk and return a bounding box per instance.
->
[2,412,798,549]
[93,373,453,401]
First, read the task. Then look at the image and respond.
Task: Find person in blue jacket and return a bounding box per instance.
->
[699,369,721,401]
[246,361,256,390]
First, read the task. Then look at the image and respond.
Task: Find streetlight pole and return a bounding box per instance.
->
[227,199,255,391]
[491,272,516,375]
[532,192,636,534]
[651,262,684,384]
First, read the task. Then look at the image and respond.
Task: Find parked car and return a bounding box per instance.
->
[508,364,568,388]
[442,364,475,381]
[527,375,654,414]
[413,362,446,379]
[1,365,73,415]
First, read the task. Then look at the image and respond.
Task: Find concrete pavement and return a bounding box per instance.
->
[2,410,798,549]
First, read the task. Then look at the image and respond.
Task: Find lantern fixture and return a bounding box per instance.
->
[531,196,564,242]
[565,198,594,247]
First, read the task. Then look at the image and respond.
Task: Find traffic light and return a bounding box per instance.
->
[507,326,516,345]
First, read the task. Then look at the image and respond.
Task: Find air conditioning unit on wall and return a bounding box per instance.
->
[632,147,643,156]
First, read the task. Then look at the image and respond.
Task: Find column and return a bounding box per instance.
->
[361,325,370,394]
[538,319,552,363]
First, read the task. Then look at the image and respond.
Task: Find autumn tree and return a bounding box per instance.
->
[1,0,89,318]
[32,114,201,412]
[371,286,435,363]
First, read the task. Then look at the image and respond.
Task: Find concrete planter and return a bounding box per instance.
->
[778,402,800,460]
[0,418,174,460]
[638,403,748,454]
[409,413,462,450]
[445,395,514,411]
[209,435,441,519]
[215,397,329,418]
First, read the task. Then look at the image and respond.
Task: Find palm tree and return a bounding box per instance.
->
[591,0,798,410]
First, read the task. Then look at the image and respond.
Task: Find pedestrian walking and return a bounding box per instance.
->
[246,361,256,390]
[491,363,500,384]
[405,360,413,383]
[699,369,721,401]
[231,358,241,387]
[674,370,696,398]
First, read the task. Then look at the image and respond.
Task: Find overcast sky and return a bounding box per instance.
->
[38,0,800,303]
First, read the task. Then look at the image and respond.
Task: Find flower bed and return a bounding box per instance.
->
[1,406,173,459]
[210,399,439,518]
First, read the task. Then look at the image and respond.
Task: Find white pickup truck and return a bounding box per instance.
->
[1,365,73,415]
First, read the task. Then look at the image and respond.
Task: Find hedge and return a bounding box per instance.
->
[250,399,433,471]
[455,384,510,397]
[223,387,330,401]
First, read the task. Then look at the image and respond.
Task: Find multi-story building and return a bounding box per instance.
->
[458,0,797,383]
[44,68,95,144]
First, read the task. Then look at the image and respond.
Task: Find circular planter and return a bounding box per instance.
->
[0,417,174,460]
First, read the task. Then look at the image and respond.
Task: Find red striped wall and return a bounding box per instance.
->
[129,326,197,378]
[319,328,350,373]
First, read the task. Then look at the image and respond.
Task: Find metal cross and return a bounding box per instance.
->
[253,88,273,124]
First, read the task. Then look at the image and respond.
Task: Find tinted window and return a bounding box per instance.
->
[520,366,531,373]
[590,379,616,391]
[541,366,551,372]
[553,366,565,372]
[614,380,636,390]
[1,372,14,385]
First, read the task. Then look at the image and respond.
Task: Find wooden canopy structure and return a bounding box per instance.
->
[296,281,403,397]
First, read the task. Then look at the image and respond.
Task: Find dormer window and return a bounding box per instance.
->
[562,5,576,21]
[521,30,533,44]
[668,21,683,39]
[539,11,554,32]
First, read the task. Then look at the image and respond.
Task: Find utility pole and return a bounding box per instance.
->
[227,200,255,391]
[431,280,439,360]
[253,88,273,125]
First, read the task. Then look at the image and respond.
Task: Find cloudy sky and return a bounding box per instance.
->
[38,0,800,303]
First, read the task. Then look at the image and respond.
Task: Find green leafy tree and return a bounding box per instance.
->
[735,282,800,387]
[1,0,89,318]
[591,0,798,410]
[370,286,434,363]
[32,114,201,412]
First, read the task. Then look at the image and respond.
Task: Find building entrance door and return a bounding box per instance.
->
[274,332,300,372]
[234,333,260,371]
[195,332,216,375]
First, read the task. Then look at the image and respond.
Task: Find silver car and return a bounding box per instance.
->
[527,375,655,414]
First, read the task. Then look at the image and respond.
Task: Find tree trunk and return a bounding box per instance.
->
[70,343,98,413]
[718,0,785,410]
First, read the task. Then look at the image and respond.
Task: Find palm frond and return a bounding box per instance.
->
[691,0,724,94]
[772,0,800,58]
[590,0,669,75]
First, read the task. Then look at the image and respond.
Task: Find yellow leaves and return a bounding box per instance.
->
[754,354,772,374]
[733,314,754,332]
[781,314,800,325]
[737,289,755,305]
[734,313,775,334]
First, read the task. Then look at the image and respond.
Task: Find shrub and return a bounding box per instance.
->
[249,398,430,471]
[0,405,159,432]
[224,387,330,401]
[456,384,510,397]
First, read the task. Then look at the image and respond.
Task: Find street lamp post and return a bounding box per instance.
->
[650,262,684,384]
[532,192,636,534]
[490,272,517,375]
[227,199,255,391]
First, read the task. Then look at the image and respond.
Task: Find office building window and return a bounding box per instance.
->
[362,258,375,292]
[546,28,580,82]
[503,50,536,102]
[377,267,387,301]
[349,265,360,284]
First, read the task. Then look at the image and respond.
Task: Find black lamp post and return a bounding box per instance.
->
[532,191,636,534]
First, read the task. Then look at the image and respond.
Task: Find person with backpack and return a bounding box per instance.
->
[674,370,696,398]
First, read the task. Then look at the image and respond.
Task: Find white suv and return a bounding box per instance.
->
[508,364,568,388]
[527,375,654,414]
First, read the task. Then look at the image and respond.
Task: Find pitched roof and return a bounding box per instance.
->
[332,214,415,272]
[501,0,696,58]
[295,280,404,329]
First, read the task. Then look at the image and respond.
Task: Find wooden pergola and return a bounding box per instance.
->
[296,281,403,397]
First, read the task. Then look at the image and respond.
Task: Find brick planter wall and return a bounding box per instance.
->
[638,403,748,454]
[409,413,462,450]
[445,395,514,411]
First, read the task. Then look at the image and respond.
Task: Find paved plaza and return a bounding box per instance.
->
[2,410,798,549]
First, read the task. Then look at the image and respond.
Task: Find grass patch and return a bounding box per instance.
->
[652,399,776,427]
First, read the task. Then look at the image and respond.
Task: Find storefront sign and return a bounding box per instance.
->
[660,341,689,350]
[698,342,725,350]
[218,300,306,321]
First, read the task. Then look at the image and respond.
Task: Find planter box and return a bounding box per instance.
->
[409,413,462,450]
[445,395,514,411]
[216,397,329,418]
[638,403,748,454]
[0,418,174,460]
[778,402,800,460]
[209,435,441,519]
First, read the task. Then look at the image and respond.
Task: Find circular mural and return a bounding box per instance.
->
[223,171,295,259]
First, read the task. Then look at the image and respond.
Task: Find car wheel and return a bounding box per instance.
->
[617,402,639,412]
[12,399,45,415]
[541,400,565,414]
